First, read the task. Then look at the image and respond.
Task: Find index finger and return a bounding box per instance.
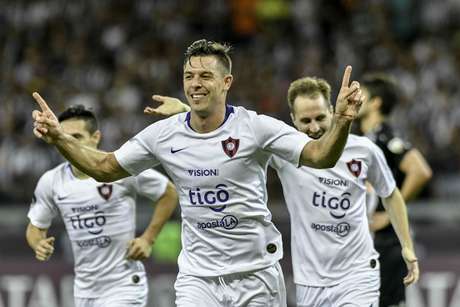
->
[32,92,52,112]
[341,65,352,88]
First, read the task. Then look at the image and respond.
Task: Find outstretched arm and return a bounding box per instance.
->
[382,188,419,286]
[32,92,129,182]
[126,182,179,260]
[26,223,55,261]
[300,66,364,168]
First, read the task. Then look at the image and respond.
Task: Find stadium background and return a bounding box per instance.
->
[1,1,459,306]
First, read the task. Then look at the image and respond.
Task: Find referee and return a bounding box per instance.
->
[358,74,432,307]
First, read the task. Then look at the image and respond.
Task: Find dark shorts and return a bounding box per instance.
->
[376,242,406,307]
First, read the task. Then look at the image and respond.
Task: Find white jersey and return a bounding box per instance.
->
[269,134,396,286]
[28,163,168,298]
[114,105,311,276]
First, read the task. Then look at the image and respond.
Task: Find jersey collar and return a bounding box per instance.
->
[185,105,235,132]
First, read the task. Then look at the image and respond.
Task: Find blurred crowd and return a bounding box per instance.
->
[1,0,460,203]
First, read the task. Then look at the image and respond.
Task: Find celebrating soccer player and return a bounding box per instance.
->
[149,76,420,306]
[31,39,363,306]
[27,105,178,307]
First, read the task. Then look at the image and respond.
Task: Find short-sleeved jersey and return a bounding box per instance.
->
[366,123,411,245]
[269,134,396,286]
[28,163,168,298]
[114,105,311,276]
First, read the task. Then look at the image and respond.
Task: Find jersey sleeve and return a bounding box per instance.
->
[367,141,397,198]
[27,172,58,229]
[251,114,311,166]
[268,154,289,171]
[114,124,162,176]
[132,169,169,202]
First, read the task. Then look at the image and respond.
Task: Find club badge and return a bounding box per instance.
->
[97,184,113,200]
[346,159,362,177]
[221,137,240,158]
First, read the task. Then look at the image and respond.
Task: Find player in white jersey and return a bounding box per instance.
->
[270,77,419,306]
[26,105,178,307]
[31,39,364,306]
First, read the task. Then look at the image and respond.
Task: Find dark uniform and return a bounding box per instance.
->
[366,122,411,307]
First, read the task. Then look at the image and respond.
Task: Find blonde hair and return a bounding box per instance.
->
[287,77,331,111]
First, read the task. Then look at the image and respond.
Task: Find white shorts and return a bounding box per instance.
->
[175,262,287,307]
[296,259,380,307]
[74,275,148,307]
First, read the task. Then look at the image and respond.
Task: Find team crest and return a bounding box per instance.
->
[97,184,113,200]
[346,159,362,177]
[221,137,240,158]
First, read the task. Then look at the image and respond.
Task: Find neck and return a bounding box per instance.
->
[190,103,227,133]
[360,111,384,134]
[71,165,91,179]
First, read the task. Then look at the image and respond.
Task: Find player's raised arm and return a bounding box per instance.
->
[144,95,190,117]
[31,92,129,182]
[300,66,364,168]
[381,188,419,285]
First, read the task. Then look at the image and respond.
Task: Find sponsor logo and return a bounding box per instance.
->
[312,191,352,219]
[187,169,219,177]
[318,177,349,187]
[311,222,351,237]
[97,184,112,200]
[70,211,106,235]
[188,184,229,212]
[71,205,99,214]
[346,159,362,177]
[170,147,187,154]
[76,235,112,249]
[197,215,239,230]
[221,137,240,158]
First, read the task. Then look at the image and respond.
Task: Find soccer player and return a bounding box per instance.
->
[148,77,420,307]
[359,74,432,307]
[31,39,363,307]
[26,105,178,307]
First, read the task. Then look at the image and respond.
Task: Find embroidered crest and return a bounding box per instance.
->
[346,159,362,177]
[221,137,240,158]
[97,184,113,201]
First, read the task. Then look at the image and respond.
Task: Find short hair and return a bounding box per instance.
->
[362,73,399,115]
[287,77,331,111]
[58,105,98,134]
[184,39,232,74]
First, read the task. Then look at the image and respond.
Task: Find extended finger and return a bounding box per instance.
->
[152,95,166,104]
[341,66,352,88]
[32,92,52,112]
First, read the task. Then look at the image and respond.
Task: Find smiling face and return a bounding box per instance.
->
[183,55,233,116]
[290,94,333,139]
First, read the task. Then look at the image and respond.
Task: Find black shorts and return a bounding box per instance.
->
[376,241,406,307]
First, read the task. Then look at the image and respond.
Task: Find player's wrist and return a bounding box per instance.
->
[334,113,354,121]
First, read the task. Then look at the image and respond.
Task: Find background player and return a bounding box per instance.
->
[31,39,363,307]
[359,74,432,307]
[26,105,178,307]
[144,77,420,306]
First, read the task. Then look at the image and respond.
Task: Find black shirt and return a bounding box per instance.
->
[366,122,411,246]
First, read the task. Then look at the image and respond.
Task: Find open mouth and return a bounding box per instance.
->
[190,93,207,101]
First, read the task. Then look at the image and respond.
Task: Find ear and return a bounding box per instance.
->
[223,74,233,91]
[370,97,382,111]
[290,112,296,124]
[91,130,102,146]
